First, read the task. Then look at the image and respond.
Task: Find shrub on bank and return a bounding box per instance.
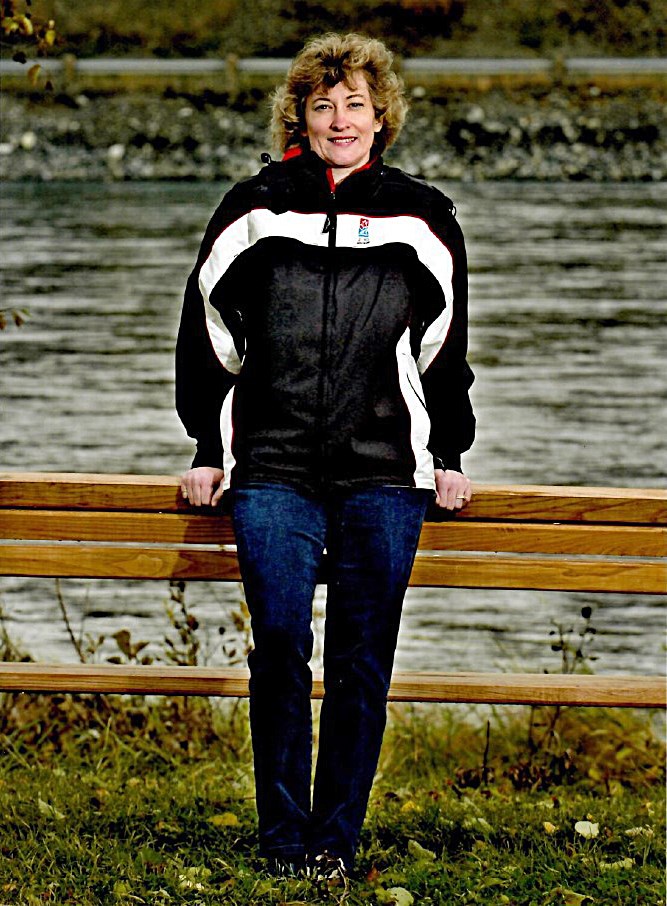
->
[21,0,667,58]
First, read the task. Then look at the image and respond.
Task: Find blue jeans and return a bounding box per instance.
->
[231,482,430,867]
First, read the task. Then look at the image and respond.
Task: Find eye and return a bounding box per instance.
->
[313,102,332,112]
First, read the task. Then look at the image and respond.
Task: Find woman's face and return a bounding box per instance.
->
[303,74,383,184]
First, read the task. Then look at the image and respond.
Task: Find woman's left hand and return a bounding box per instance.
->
[434,468,472,511]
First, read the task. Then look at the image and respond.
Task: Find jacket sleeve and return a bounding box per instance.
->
[175,185,249,469]
[417,191,475,474]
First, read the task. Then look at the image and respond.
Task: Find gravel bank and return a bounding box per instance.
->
[1,87,665,181]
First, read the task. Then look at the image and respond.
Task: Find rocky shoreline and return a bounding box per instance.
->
[1,87,665,182]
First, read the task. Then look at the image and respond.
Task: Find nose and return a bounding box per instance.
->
[330,106,349,131]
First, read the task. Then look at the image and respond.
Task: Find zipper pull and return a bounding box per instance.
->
[322,191,336,234]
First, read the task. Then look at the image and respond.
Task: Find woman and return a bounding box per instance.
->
[176,32,475,879]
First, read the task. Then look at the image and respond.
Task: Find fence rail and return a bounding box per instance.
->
[0,664,664,709]
[2,55,666,80]
[1,472,665,710]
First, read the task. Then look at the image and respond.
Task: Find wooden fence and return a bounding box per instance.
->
[0,472,665,709]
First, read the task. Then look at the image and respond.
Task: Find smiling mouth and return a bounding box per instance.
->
[329,137,357,144]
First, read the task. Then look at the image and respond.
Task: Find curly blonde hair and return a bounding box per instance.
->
[270,33,408,156]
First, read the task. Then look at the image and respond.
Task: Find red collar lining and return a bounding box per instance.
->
[282,146,378,191]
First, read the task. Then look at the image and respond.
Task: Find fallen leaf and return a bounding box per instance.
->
[155,819,182,834]
[463,816,494,833]
[178,866,211,891]
[574,821,599,839]
[208,811,240,827]
[113,880,131,898]
[366,865,381,883]
[543,821,558,835]
[600,857,635,871]
[407,839,436,862]
[377,887,415,906]
[624,825,653,838]
[554,888,594,905]
[37,797,65,821]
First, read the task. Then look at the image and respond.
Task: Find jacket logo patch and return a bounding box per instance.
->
[357,217,370,245]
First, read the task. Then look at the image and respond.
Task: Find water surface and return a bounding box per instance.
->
[1,181,665,676]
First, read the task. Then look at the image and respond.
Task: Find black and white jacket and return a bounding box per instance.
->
[176,150,475,494]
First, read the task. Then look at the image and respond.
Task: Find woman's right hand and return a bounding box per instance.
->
[180,467,224,507]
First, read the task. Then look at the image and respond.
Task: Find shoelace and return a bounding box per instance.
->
[307,851,348,883]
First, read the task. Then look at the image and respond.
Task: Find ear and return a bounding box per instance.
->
[373,117,384,134]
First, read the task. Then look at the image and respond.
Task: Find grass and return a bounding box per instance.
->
[12,0,667,59]
[0,691,664,905]
[0,600,663,903]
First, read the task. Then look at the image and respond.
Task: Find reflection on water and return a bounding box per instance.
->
[1,181,665,675]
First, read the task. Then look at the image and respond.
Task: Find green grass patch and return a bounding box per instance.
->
[0,692,664,904]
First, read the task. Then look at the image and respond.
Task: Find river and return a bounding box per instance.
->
[1,180,665,677]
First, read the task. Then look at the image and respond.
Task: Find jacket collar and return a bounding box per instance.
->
[282,147,385,199]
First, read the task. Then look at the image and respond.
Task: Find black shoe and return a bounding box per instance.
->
[307,851,349,885]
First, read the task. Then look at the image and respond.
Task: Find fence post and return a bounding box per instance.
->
[225,53,239,99]
[61,53,77,89]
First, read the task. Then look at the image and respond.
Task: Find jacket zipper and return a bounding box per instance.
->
[318,188,337,483]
